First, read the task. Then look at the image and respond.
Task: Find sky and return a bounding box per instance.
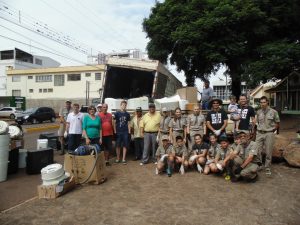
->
[0,0,225,90]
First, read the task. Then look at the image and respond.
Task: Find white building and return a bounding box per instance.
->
[211,79,247,100]
[0,48,60,96]
[6,65,105,111]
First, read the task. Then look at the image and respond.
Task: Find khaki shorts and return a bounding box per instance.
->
[58,123,65,137]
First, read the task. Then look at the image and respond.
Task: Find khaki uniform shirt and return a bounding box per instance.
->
[173,144,187,157]
[256,107,280,132]
[155,144,174,157]
[140,112,161,132]
[235,141,260,163]
[169,117,187,131]
[130,115,143,138]
[215,146,232,161]
[188,114,205,131]
[59,107,72,121]
[160,116,171,133]
[207,143,220,159]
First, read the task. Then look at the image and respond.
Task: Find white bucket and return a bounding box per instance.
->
[37,139,48,149]
[0,161,8,182]
[19,149,27,168]
[0,121,9,134]
[0,134,10,147]
[0,149,9,162]
[8,125,22,139]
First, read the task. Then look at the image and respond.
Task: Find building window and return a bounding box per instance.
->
[54,75,65,86]
[39,89,42,93]
[48,88,53,93]
[43,89,48,93]
[36,75,52,82]
[95,73,101,80]
[29,89,33,93]
[12,75,21,82]
[28,76,33,79]
[35,58,43,65]
[85,73,91,77]
[67,74,81,81]
[0,50,14,60]
[12,90,21,96]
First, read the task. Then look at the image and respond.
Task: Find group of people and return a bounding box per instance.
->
[58,93,280,182]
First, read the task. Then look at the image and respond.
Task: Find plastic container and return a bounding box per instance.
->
[0,162,8,182]
[18,149,27,168]
[0,121,9,134]
[0,134,10,148]
[8,125,22,139]
[37,139,48,149]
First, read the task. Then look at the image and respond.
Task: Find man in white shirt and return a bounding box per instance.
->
[66,103,84,151]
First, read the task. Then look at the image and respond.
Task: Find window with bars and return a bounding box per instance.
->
[95,73,101,80]
[12,75,21,82]
[54,75,65,86]
[12,90,21,96]
[36,75,52,82]
[67,74,81,81]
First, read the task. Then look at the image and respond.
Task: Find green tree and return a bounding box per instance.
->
[143,0,300,98]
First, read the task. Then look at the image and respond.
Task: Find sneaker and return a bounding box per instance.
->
[154,162,158,165]
[122,160,127,165]
[166,167,172,177]
[139,162,144,166]
[115,160,120,163]
[265,168,271,176]
[225,175,231,181]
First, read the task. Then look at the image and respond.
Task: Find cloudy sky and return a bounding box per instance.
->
[0,0,224,89]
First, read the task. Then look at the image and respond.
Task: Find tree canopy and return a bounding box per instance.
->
[143,0,300,98]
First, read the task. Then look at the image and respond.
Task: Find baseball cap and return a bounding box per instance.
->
[148,103,155,108]
[97,104,102,108]
[161,135,169,141]
[219,136,229,142]
[136,107,142,112]
[65,100,72,103]
[162,107,167,112]
[237,130,249,135]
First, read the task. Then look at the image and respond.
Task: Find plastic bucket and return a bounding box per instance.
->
[0,134,10,147]
[19,149,27,168]
[37,139,48,149]
[8,125,22,139]
[0,161,8,182]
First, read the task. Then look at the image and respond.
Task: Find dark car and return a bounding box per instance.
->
[16,107,56,124]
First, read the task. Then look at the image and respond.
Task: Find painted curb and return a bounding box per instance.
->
[25,125,59,133]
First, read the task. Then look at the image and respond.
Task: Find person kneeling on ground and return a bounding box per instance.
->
[155,135,174,177]
[189,134,209,173]
[173,136,188,175]
[227,130,260,182]
[214,137,233,175]
[204,134,220,175]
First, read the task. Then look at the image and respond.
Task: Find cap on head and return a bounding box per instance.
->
[97,104,102,108]
[148,103,155,108]
[219,136,229,143]
[161,135,169,141]
[237,130,249,135]
[136,107,142,112]
[66,100,72,104]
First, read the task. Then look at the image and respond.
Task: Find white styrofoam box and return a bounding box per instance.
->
[127,97,149,110]
[37,139,48,150]
[104,98,123,113]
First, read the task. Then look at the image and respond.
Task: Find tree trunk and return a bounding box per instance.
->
[227,63,242,99]
[185,70,195,86]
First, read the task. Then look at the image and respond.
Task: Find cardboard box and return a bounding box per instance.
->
[176,87,198,103]
[64,152,107,185]
[10,139,24,150]
[37,176,76,199]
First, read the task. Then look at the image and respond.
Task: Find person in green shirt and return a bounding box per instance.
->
[82,105,102,146]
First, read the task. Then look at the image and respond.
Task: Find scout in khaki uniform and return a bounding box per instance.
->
[204,134,221,175]
[189,134,209,172]
[187,105,206,149]
[256,96,280,176]
[155,135,175,177]
[230,135,241,150]
[158,107,171,144]
[214,137,233,173]
[169,107,187,144]
[173,136,188,174]
[228,130,260,182]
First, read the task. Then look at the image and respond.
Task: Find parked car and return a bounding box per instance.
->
[16,107,56,124]
[0,107,23,119]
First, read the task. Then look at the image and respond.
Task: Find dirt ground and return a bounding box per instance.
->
[0,118,300,225]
